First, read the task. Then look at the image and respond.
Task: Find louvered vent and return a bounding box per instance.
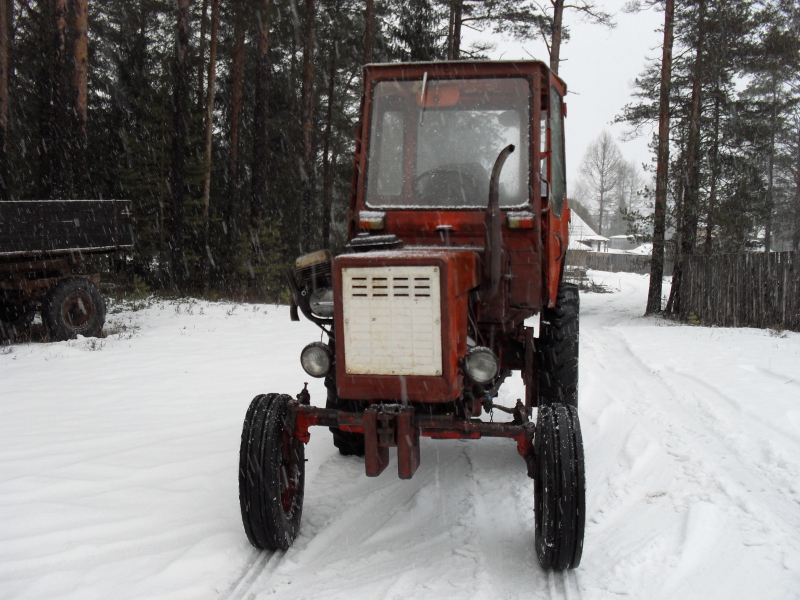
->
[342,266,442,376]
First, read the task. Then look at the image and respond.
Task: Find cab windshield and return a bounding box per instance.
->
[365,77,531,209]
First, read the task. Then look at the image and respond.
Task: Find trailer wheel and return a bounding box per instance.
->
[534,403,585,571]
[42,278,106,341]
[325,378,365,457]
[537,282,579,407]
[239,393,305,551]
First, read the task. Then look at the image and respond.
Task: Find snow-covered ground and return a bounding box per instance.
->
[2,271,800,599]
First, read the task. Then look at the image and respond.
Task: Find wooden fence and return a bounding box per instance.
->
[681,251,799,331]
[566,250,673,275]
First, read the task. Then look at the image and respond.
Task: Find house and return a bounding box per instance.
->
[568,212,609,252]
[609,235,640,251]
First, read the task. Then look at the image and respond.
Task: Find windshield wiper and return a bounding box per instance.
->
[419,71,428,125]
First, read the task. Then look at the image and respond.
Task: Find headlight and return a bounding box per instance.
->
[300,342,333,378]
[463,347,499,384]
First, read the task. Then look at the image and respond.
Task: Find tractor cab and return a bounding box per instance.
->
[352,62,569,303]
[239,61,585,573]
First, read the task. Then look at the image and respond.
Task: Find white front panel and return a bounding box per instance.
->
[342,266,442,376]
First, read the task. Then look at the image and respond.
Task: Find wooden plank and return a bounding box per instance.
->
[677,251,798,332]
[0,200,132,258]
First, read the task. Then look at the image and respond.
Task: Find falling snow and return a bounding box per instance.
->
[2,272,800,599]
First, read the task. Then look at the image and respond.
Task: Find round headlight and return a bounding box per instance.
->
[463,347,499,384]
[300,342,333,378]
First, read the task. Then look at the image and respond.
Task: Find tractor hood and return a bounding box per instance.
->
[333,248,479,403]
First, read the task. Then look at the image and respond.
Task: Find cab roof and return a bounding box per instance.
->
[362,60,566,92]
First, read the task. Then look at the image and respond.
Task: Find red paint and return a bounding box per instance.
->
[333,249,478,403]
[312,61,571,479]
[544,199,571,307]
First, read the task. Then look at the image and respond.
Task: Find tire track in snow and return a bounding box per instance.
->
[579,302,800,594]
[223,549,282,600]
[545,569,582,600]
[606,327,800,539]
[236,442,488,598]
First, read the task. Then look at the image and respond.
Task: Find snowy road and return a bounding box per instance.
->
[2,272,800,599]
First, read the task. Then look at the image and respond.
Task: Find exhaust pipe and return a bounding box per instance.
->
[483,144,515,300]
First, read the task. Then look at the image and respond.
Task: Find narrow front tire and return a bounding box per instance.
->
[239,394,305,551]
[534,403,585,570]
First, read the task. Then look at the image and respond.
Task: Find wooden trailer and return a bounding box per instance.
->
[0,199,133,341]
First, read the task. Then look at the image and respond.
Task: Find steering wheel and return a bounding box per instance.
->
[414,167,484,207]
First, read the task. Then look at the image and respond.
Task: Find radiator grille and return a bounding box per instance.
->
[342,266,442,376]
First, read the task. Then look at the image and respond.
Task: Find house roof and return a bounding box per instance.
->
[569,212,606,241]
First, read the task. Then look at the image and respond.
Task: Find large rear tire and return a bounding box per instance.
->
[42,277,106,341]
[534,403,585,571]
[538,282,579,407]
[325,376,365,457]
[239,393,305,551]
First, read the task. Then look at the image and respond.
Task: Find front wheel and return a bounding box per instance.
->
[239,394,305,550]
[534,403,585,570]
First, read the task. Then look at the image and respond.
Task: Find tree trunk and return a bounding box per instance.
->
[73,0,88,198]
[169,0,191,290]
[550,0,565,75]
[250,0,270,229]
[227,0,245,241]
[0,0,9,200]
[300,0,316,252]
[598,189,605,235]
[197,0,209,108]
[364,0,374,63]
[447,1,454,59]
[452,0,462,60]
[794,124,800,252]
[53,0,70,198]
[321,52,336,249]
[668,0,706,317]
[705,92,720,254]
[765,79,777,253]
[645,0,674,315]
[202,0,220,289]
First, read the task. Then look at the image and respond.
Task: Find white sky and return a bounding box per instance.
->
[462,0,665,186]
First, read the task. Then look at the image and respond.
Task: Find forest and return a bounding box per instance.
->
[0,0,797,304]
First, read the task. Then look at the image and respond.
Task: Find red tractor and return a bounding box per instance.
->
[238,60,583,571]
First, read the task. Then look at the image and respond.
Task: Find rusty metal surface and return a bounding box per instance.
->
[289,400,534,480]
[363,407,390,477]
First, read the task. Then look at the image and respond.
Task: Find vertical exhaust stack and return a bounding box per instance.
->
[483,144,515,300]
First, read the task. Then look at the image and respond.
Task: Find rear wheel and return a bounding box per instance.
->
[239,393,305,550]
[537,282,579,407]
[325,377,365,457]
[43,278,106,341]
[534,403,585,570]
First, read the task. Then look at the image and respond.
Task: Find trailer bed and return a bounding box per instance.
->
[0,200,133,259]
